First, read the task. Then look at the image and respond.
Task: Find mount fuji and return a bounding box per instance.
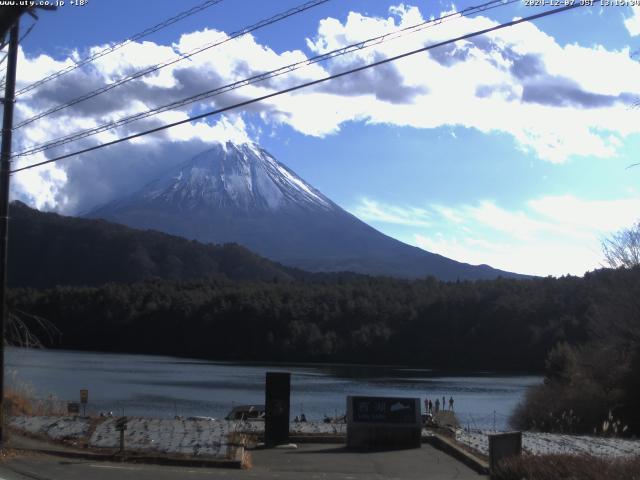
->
[87,141,522,280]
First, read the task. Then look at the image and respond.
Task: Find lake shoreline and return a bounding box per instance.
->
[10,345,545,376]
[6,346,542,431]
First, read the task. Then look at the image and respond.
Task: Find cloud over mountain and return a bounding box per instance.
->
[9,2,640,214]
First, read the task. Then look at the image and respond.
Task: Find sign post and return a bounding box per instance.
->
[264,372,290,447]
[115,417,127,453]
[80,389,88,416]
[67,402,80,415]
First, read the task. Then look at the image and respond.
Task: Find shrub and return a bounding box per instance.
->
[4,388,36,416]
[492,454,640,480]
[510,380,614,434]
[4,384,65,417]
[510,342,631,435]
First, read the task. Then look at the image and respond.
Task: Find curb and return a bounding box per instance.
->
[11,445,247,470]
[423,434,489,475]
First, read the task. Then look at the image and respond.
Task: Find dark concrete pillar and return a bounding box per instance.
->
[265,372,290,447]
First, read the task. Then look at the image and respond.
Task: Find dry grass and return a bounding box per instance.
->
[492,453,640,480]
[4,388,36,416]
[4,379,65,417]
[241,451,253,469]
[0,447,37,464]
[0,448,20,463]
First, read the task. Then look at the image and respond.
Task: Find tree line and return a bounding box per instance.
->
[8,268,625,372]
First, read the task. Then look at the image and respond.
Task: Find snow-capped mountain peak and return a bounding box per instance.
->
[142,141,333,212]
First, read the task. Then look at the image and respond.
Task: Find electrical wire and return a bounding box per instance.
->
[18,22,36,45]
[10,3,584,174]
[0,23,34,76]
[13,0,331,130]
[14,0,516,158]
[7,0,226,96]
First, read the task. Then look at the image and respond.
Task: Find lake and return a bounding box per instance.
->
[5,347,541,431]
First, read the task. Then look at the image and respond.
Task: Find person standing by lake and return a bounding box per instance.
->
[449,396,454,411]
[435,398,440,413]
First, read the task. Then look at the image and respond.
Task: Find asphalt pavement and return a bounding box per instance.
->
[0,443,487,480]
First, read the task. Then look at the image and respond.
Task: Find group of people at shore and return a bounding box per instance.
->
[424,395,454,415]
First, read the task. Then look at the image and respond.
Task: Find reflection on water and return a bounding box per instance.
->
[6,347,541,430]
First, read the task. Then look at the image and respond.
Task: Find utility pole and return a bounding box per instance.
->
[0,18,20,446]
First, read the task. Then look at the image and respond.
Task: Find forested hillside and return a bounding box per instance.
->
[8,201,303,287]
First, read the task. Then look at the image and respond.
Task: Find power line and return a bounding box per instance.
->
[16,0,509,156]
[18,22,36,45]
[13,0,331,130]
[10,3,583,175]
[11,0,569,162]
[0,24,33,71]
[14,0,515,158]
[7,0,226,96]
[0,22,35,84]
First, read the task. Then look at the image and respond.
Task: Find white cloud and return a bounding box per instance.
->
[528,194,640,233]
[351,194,640,276]
[10,3,640,211]
[351,197,432,227]
[414,232,598,277]
[625,6,640,36]
[470,201,561,240]
[289,5,640,163]
[12,160,68,211]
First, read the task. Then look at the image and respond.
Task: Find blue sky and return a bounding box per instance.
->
[7,0,640,276]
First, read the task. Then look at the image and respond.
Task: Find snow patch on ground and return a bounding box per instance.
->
[90,417,235,456]
[13,415,639,460]
[456,429,640,458]
[10,416,347,458]
[10,416,90,441]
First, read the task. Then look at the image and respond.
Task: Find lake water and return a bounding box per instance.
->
[6,347,541,431]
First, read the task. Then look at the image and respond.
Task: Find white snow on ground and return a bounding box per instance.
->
[10,416,347,458]
[90,418,233,456]
[456,429,640,458]
[18,416,637,459]
[10,416,90,441]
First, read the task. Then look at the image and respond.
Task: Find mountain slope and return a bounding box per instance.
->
[88,141,524,280]
[8,201,302,288]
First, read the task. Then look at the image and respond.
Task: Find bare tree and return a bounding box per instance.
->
[6,310,60,348]
[593,221,640,345]
[602,222,640,269]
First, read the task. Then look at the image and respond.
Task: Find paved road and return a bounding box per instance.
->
[0,444,486,480]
